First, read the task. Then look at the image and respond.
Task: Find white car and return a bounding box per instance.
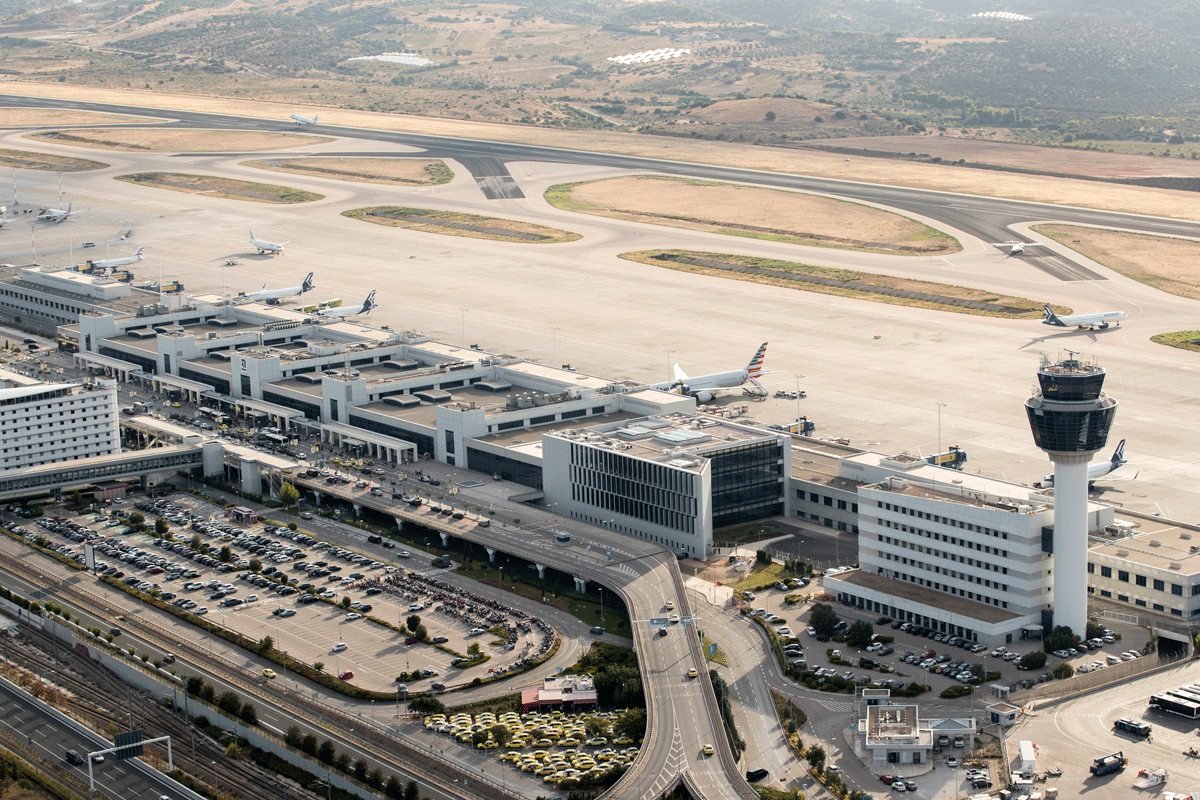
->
[332,642,347,652]
[244,594,258,602]
[195,606,208,615]
[345,612,362,621]
[866,642,883,652]
[408,602,424,611]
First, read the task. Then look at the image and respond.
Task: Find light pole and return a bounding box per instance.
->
[666,349,675,382]
[460,308,467,347]
[795,374,805,431]
[935,402,947,460]
[552,327,561,364]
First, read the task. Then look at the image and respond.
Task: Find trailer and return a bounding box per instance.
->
[1090,751,1126,777]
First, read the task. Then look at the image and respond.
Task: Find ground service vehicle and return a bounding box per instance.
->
[1114,718,1151,737]
[1090,752,1126,776]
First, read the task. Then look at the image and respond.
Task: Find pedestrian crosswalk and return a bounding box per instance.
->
[816,698,854,713]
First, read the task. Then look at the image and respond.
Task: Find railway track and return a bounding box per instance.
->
[6,626,323,800]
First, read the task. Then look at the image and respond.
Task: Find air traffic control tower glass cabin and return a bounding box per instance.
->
[1025,352,1118,636]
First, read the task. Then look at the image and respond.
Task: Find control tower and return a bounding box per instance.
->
[1025,351,1118,635]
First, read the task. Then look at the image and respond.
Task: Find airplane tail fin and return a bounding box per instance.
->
[745,342,769,378]
[1112,439,1126,466]
[302,272,315,292]
[1042,305,1065,327]
[313,115,318,122]
[673,364,689,382]
[135,246,143,258]
[363,290,376,312]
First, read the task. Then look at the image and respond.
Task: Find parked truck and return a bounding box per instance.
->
[1090,751,1126,776]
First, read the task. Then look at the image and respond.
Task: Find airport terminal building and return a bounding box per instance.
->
[0,368,120,472]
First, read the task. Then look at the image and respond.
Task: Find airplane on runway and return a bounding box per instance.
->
[290,113,319,125]
[1036,439,1134,489]
[314,290,375,318]
[991,240,1044,255]
[242,272,315,305]
[1042,305,1127,330]
[647,342,771,402]
[250,230,288,255]
[37,203,76,223]
[88,247,143,272]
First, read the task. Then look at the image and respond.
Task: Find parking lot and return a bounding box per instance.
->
[736,580,1152,698]
[9,493,556,693]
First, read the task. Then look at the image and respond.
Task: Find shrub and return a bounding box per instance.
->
[940,685,972,699]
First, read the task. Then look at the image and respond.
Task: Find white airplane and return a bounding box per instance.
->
[290,113,319,125]
[242,272,315,305]
[37,203,76,223]
[89,247,144,271]
[250,230,288,255]
[1036,439,1134,489]
[647,342,771,402]
[991,241,1044,255]
[1042,305,1127,330]
[314,290,376,318]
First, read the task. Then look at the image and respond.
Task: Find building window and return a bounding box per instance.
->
[1087,562,1094,573]
[444,430,455,455]
[1100,590,1112,598]
[1136,575,1146,587]
[1118,571,1129,583]
[1153,603,1164,611]
[1154,579,1165,591]
[1173,584,1184,596]
[1100,566,1112,578]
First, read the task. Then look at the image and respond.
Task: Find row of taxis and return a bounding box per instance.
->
[424,710,641,786]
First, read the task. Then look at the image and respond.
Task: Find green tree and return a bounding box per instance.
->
[249,558,262,574]
[314,661,325,672]
[585,717,608,738]
[490,723,509,748]
[317,739,336,764]
[404,779,419,800]
[1086,620,1106,640]
[384,775,403,798]
[186,675,204,696]
[471,729,489,746]
[1018,651,1047,671]
[846,620,874,649]
[809,603,840,637]
[614,708,646,741]
[467,642,481,657]
[300,734,318,755]
[257,635,274,654]
[155,517,169,535]
[238,702,258,725]
[128,511,144,526]
[199,684,216,703]
[218,545,232,563]
[367,768,383,789]
[341,596,352,609]
[217,690,241,714]
[408,696,446,715]
[353,758,368,782]
[806,743,826,772]
[279,482,300,508]
[414,624,427,641]
[764,110,776,121]
[190,534,201,550]
[1052,662,1074,680]
[285,726,303,748]
[406,614,421,632]
[334,753,351,774]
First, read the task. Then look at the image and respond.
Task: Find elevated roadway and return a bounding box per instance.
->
[301,477,758,799]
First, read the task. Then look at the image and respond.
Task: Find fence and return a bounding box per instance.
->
[1008,651,1189,705]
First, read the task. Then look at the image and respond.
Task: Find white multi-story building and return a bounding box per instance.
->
[824,452,1113,645]
[0,370,120,472]
[542,413,791,558]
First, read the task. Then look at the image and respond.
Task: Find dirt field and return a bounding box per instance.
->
[343,207,581,243]
[622,249,1044,317]
[116,172,323,204]
[243,157,453,186]
[0,107,163,127]
[1034,224,1200,300]
[0,147,107,171]
[2,83,1198,221]
[821,136,1200,179]
[27,128,333,152]
[551,176,960,254]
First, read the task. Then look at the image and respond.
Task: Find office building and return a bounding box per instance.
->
[0,369,120,472]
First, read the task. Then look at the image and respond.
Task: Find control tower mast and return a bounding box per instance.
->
[1025,351,1117,635]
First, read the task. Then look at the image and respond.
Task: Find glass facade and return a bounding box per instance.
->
[569,444,699,534]
[466,447,543,489]
[1025,398,1118,453]
[706,440,785,528]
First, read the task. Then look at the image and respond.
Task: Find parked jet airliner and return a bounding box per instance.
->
[1037,440,1132,489]
[314,290,375,318]
[242,273,315,305]
[647,342,770,402]
[1042,305,1127,330]
[89,247,144,271]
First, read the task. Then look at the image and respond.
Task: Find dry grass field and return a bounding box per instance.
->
[0,107,163,127]
[343,207,581,243]
[27,128,333,152]
[116,172,323,203]
[548,175,960,254]
[0,148,108,171]
[1035,224,1200,301]
[243,158,454,186]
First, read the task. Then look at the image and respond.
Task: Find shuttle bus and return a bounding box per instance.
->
[1150,692,1200,719]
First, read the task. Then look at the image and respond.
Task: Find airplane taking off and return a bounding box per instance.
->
[37,203,76,223]
[1042,305,1127,331]
[243,272,315,305]
[89,247,143,271]
[290,113,319,125]
[991,241,1044,255]
[250,230,288,255]
[314,290,375,318]
[647,342,770,402]
[1036,439,1133,489]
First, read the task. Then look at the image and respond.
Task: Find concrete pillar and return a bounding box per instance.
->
[352,503,361,518]
[314,491,322,506]
[573,576,586,593]
[486,548,496,562]
[535,563,546,579]
[1051,456,1090,636]
[439,532,449,546]
[394,517,405,532]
